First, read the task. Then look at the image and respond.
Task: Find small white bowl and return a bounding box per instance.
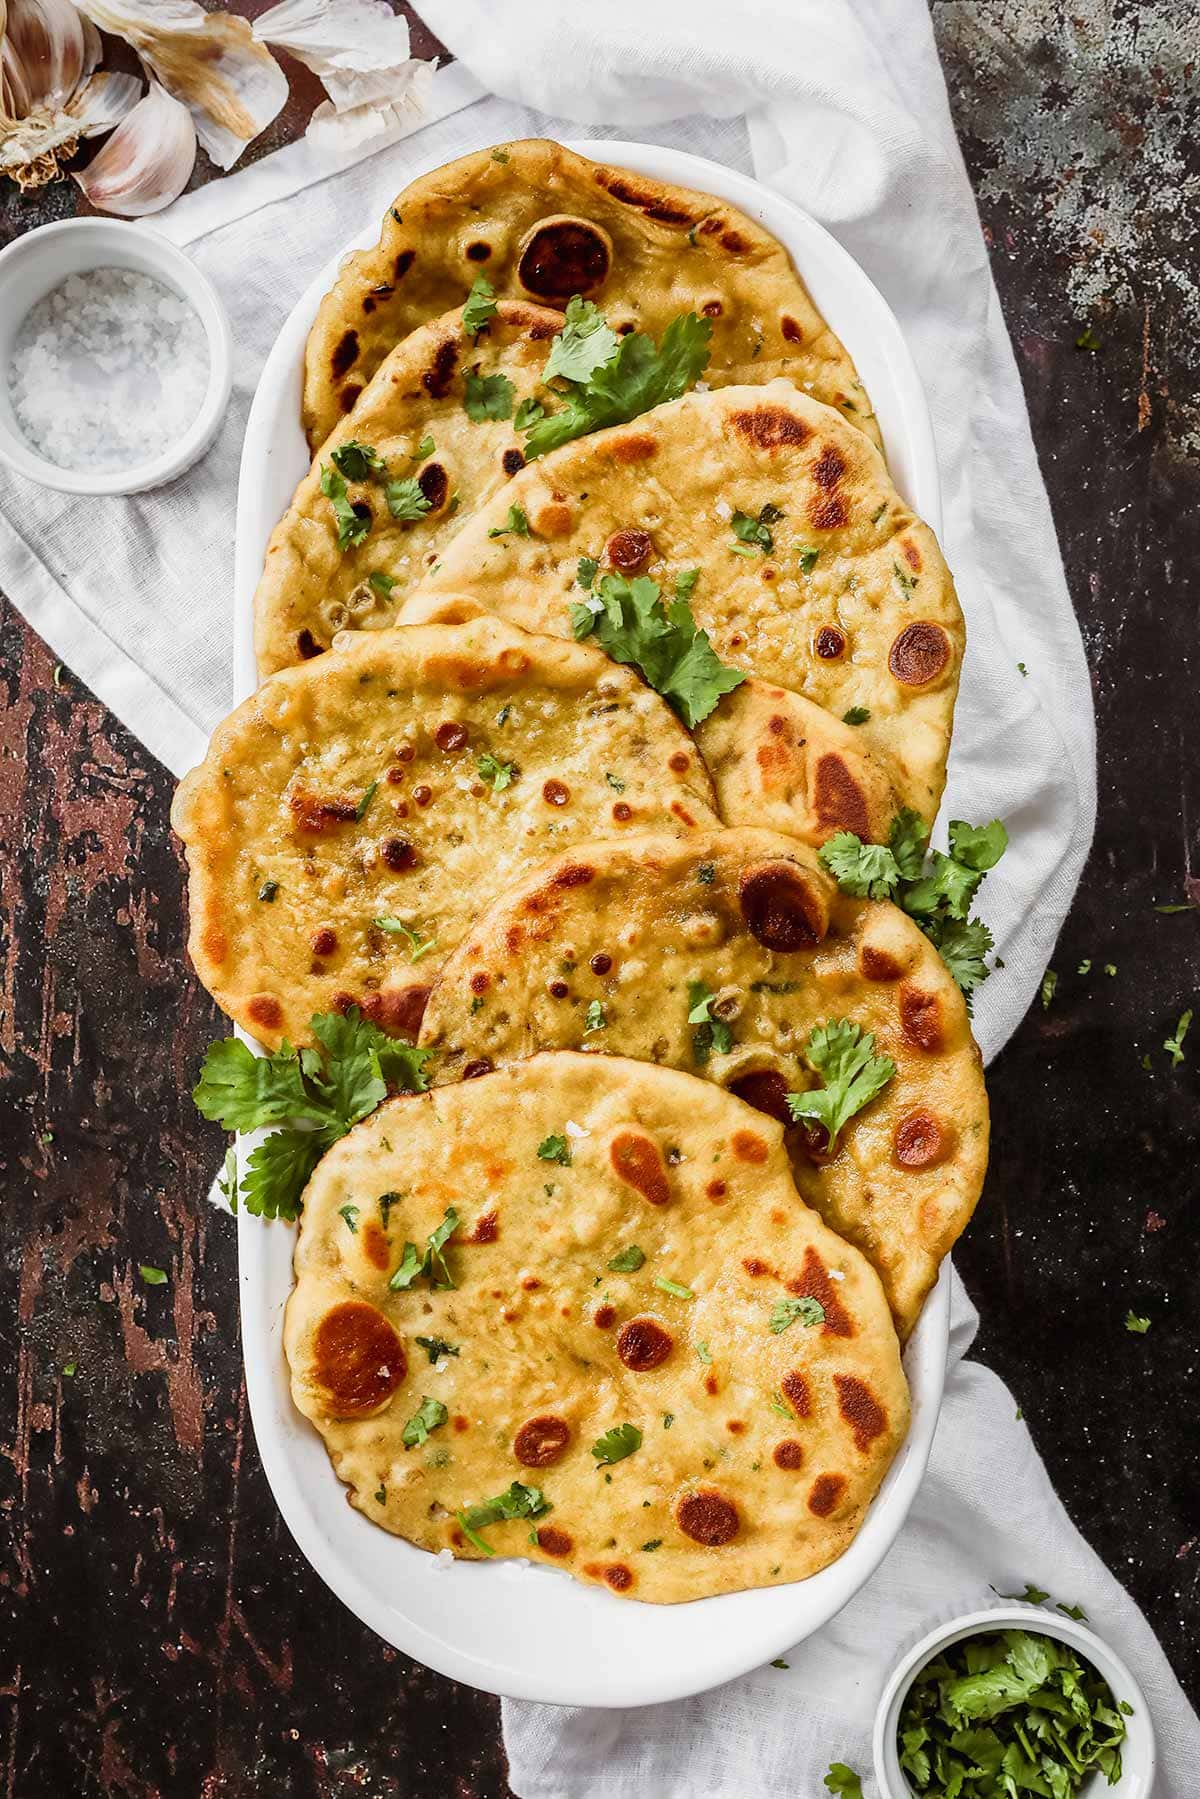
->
[874,1603,1156,1797]
[0,217,232,495]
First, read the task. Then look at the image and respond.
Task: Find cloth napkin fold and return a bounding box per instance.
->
[1,0,1192,1786]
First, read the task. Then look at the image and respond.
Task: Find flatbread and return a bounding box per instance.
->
[303,138,880,454]
[255,300,565,679]
[170,616,719,1050]
[402,381,963,826]
[284,1052,909,1603]
[419,828,989,1336]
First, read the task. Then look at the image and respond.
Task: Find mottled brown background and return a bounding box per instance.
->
[1,3,1197,1794]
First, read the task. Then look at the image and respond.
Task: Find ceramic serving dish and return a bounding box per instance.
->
[233,136,951,1708]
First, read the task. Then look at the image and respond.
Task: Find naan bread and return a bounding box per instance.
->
[256,300,565,679]
[284,1052,909,1603]
[303,138,879,454]
[403,381,962,826]
[419,829,988,1336]
[170,617,718,1050]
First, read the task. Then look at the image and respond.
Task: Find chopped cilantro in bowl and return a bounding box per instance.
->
[873,1606,1148,1799]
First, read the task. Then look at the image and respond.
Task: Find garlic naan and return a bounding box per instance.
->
[285,1052,909,1602]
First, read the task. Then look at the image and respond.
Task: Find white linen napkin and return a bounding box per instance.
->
[2,0,1192,1785]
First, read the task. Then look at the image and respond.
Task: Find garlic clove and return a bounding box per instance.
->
[1,0,98,113]
[252,0,424,114]
[72,78,195,215]
[73,0,287,171]
[67,68,143,135]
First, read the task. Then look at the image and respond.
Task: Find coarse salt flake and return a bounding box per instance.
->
[8,267,209,473]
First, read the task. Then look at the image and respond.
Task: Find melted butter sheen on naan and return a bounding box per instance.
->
[256,301,565,678]
[285,1053,909,1603]
[303,138,879,454]
[170,617,718,1050]
[420,829,988,1337]
[403,382,963,828]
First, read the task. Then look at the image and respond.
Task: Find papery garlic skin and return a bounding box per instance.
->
[74,0,287,170]
[0,0,140,187]
[305,59,435,153]
[72,77,194,214]
[252,0,419,112]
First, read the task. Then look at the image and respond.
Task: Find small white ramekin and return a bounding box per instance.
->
[874,1603,1156,1798]
[0,216,232,496]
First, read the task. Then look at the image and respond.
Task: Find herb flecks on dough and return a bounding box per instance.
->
[786,1019,895,1152]
[537,1133,572,1166]
[770,1295,826,1334]
[523,302,711,459]
[570,572,745,728]
[192,1009,432,1222]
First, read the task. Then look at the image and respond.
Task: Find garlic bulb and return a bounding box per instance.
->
[0,0,140,188]
[74,0,287,170]
[72,76,193,214]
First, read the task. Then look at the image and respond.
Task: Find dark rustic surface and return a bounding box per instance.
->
[1,3,1197,1794]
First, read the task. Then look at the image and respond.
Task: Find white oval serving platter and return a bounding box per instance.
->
[234,136,950,1709]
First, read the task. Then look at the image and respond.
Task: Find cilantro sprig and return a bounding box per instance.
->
[192,1009,432,1222]
[591,1422,642,1466]
[390,1206,460,1293]
[402,1396,448,1450]
[457,1481,550,1555]
[523,301,711,459]
[320,463,371,550]
[571,571,744,728]
[820,810,1008,1004]
[896,1627,1131,1796]
[787,1020,895,1152]
[687,980,733,1064]
[462,273,498,339]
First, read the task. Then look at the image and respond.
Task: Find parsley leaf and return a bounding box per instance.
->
[464,372,515,422]
[385,476,432,522]
[457,1481,550,1555]
[462,273,498,338]
[786,1019,895,1151]
[537,1134,572,1166]
[477,751,516,792]
[487,504,530,539]
[687,980,733,1064]
[192,1010,432,1222]
[770,1295,825,1333]
[1164,1008,1192,1067]
[571,572,744,728]
[591,1422,642,1466]
[607,1245,645,1272]
[524,309,711,459]
[415,1335,459,1364]
[402,1395,448,1450]
[331,439,386,482]
[320,463,371,550]
[543,296,620,383]
[823,1767,863,1799]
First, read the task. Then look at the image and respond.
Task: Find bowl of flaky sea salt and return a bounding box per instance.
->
[0,217,232,496]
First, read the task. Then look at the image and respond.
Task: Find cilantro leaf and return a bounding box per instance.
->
[402,1396,448,1450]
[462,274,498,338]
[787,1019,895,1150]
[464,372,515,422]
[524,309,711,458]
[412,434,434,461]
[730,504,779,554]
[842,706,870,726]
[591,1422,642,1465]
[687,979,733,1064]
[571,572,744,728]
[457,1480,550,1554]
[1164,1008,1192,1067]
[487,504,530,540]
[320,463,371,550]
[889,808,931,879]
[1124,1310,1151,1334]
[388,1241,423,1292]
[514,396,545,431]
[331,439,386,482]
[1041,969,1058,1010]
[414,1335,459,1363]
[373,916,438,961]
[338,1203,360,1233]
[477,751,516,792]
[385,476,432,522]
[770,1295,825,1333]
[819,833,901,900]
[139,1265,168,1286]
[388,1207,460,1292]
[368,572,395,596]
[998,1582,1050,1605]
[935,917,995,996]
[192,1010,432,1224]
[543,296,620,383]
[584,1000,606,1033]
[537,1133,572,1166]
[608,1245,645,1272]
[654,1276,694,1300]
[823,1768,863,1799]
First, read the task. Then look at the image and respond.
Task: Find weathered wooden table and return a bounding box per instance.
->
[1,5,1196,1792]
